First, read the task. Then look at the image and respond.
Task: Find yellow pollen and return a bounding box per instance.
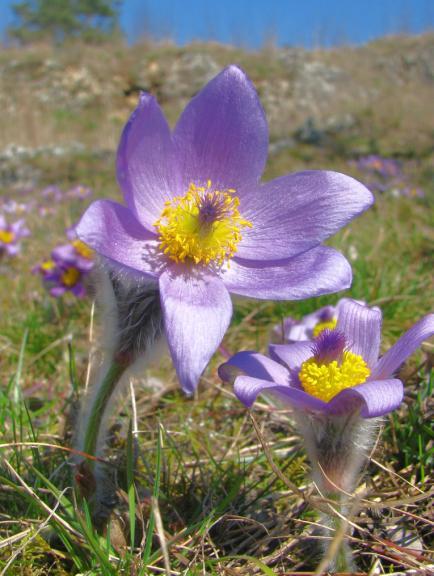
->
[299,351,370,402]
[72,239,93,259]
[313,318,337,337]
[0,230,14,244]
[61,267,81,287]
[41,259,55,272]
[154,181,252,265]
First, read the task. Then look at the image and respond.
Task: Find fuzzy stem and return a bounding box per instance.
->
[82,360,128,460]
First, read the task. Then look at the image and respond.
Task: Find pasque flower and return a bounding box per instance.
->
[0,215,30,257]
[220,299,434,418]
[271,298,365,343]
[77,66,373,394]
[33,237,94,298]
[220,299,434,570]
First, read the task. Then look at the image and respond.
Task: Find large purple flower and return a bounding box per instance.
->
[220,299,434,418]
[77,66,373,393]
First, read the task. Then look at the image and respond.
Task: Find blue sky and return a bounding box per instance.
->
[1,0,433,48]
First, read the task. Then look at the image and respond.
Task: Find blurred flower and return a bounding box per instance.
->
[66,184,93,200]
[43,260,89,298]
[0,215,30,257]
[220,299,434,419]
[355,155,401,179]
[77,65,373,393]
[40,185,63,201]
[33,234,94,297]
[271,298,364,343]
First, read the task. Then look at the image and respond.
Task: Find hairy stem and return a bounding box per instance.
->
[82,360,128,459]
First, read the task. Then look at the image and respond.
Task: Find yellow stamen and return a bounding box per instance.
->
[0,230,14,244]
[61,267,81,287]
[313,318,337,338]
[299,351,370,402]
[72,239,93,259]
[41,259,55,272]
[154,181,252,266]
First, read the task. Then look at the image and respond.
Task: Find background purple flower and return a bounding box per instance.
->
[271,298,364,343]
[220,299,434,418]
[77,65,373,393]
[0,214,30,257]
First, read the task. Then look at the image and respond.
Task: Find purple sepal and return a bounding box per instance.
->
[372,314,434,380]
[218,351,289,385]
[234,375,328,411]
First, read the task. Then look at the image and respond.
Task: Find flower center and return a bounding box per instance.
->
[299,329,370,402]
[0,230,14,244]
[61,267,81,287]
[154,181,252,265]
[299,350,370,402]
[72,239,93,259]
[312,318,337,338]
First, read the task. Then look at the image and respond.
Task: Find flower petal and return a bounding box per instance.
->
[372,314,434,380]
[218,351,289,385]
[159,266,232,394]
[336,299,382,368]
[236,171,374,261]
[76,200,159,278]
[173,65,268,191]
[221,246,352,299]
[269,342,314,370]
[116,93,180,229]
[328,379,404,418]
[234,375,327,411]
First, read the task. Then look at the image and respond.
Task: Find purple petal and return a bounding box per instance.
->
[173,65,268,192]
[221,246,352,299]
[159,266,232,394]
[236,171,373,261]
[269,342,314,370]
[52,244,76,264]
[218,351,289,385]
[50,286,66,297]
[234,375,327,411]
[372,314,434,380]
[328,379,404,418]
[76,200,159,278]
[71,283,86,298]
[116,93,181,230]
[336,299,382,368]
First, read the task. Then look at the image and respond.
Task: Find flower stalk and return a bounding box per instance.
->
[74,266,163,525]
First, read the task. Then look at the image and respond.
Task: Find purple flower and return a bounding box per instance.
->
[40,185,63,201]
[272,298,364,343]
[220,299,434,418]
[76,66,373,394]
[66,184,93,200]
[34,238,94,298]
[0,215,30,257]
[355,155,401,179]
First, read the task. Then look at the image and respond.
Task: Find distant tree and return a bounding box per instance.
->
[9,0,122,44]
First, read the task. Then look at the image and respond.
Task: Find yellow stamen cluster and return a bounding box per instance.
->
[0,230,14,244]
[313,318,337,338]
[61,267,81,287]
[41,260,55,272]
[299,351,370,402]
[72,239,93,259]
[154,181,252,265]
